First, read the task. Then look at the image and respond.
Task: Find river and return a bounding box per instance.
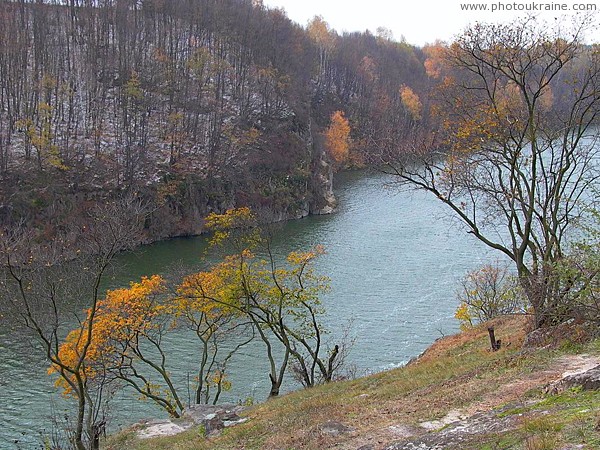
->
[0,170,495,448]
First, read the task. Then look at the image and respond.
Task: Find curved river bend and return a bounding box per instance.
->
[0,170,495,447]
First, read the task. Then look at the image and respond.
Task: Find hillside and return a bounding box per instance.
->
[0,0,429,242]
[106,315,600,449]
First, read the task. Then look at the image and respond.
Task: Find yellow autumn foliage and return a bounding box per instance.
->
[204,207,258,247]
[50,275,166,396]
[399,85,423,121]
[324,110,351,164]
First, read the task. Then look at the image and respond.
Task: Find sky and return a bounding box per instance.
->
[261,0,599,46]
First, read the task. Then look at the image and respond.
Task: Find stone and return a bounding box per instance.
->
[561,365,600,391]
[183,403,246,424]
[546,365,600,394]
[384,410,519,449]
[136,404,248,440]
[184,404,247,436]
[319,420,354,436]
[137,420,190,439]
[419,409,467,431]
[388,423,420,438]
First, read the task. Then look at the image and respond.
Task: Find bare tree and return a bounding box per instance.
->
[386,17,600,328]
[0,196,147,450]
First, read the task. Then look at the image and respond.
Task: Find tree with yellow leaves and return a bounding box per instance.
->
[55,269,253,416]
[180,208,344,396]
[399,85,422,122]
[52,275,188,418]
[172,267,254,405]
[324,110,351,165]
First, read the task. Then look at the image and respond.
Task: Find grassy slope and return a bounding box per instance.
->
[106,316,600,450]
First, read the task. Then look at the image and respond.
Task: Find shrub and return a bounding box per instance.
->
[455,263,527,330]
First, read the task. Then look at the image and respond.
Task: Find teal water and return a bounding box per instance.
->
[0,170,494,447]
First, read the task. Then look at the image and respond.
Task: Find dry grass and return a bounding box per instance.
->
[105,315,600,450]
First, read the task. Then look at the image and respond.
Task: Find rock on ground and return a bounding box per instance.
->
[547,364,600,394]
[319,421,355,436]
[136,404,247,439]
[383,410,520,450]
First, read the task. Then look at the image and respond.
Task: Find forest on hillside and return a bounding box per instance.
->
[0,0,431,242]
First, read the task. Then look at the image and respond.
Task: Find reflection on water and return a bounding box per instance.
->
[0,170,493,447]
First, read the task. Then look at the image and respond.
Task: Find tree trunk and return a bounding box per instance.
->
[487,327,501,351]
[74,389,86,450]
[325,344,339,382]
[268,373,280,397]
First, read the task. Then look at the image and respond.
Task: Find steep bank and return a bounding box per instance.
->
[0,0,429,243]
[107,315,600,449]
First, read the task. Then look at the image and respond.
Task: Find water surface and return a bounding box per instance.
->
[0,170,494,447]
